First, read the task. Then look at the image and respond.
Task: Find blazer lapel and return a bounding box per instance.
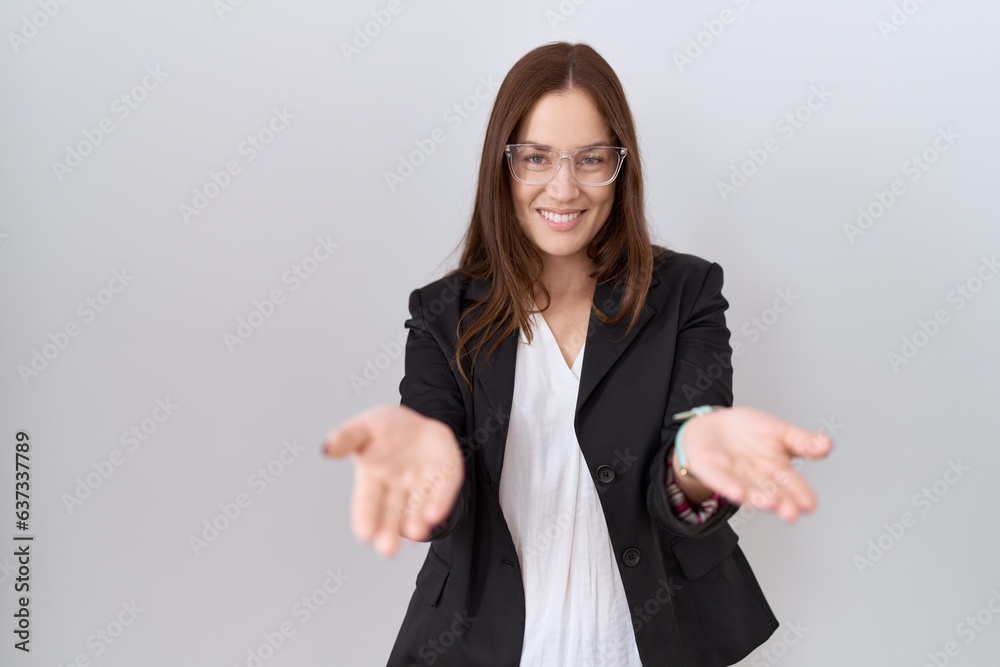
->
[461,270,660,488]
[576,275,659,417]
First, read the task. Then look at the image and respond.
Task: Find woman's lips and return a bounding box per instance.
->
[538,208,584,231]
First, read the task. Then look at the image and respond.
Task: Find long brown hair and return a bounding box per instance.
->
[444,41,668,393]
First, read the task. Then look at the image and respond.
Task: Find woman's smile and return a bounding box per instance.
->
[538,207,585,230]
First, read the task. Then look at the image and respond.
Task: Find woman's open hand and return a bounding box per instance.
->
[321,405,465,558]
[679,406,834,523]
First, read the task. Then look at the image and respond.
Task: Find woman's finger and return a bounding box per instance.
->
[393,468,432,542]
[381,467,428,543]
[419,464,461,529]
[773,466,818,514]
[374,485,408,558]
[775,497,800,523]
[401,499,431,543]
[324,417,371,459]
[755,461,819,520]
[410,470,445,539]
[724,455,771,510]
[750,462,791,511]
[350,466,384,544]
[746,482,778,511]
[410,421,463,527]
[781,423,833,460]
[374,528,400,559]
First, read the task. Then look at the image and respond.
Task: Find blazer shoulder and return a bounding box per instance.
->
[403,270,471,337]
[407,270,468,305]
[653,247,719,274]
[652,248,723,297]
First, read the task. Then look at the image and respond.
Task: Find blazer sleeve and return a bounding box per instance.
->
[646,261,741,537]
[398,287,473,541]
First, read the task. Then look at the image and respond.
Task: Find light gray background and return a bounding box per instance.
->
[2,1,998,665]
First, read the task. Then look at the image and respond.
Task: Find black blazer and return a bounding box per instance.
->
[387,249,779,666]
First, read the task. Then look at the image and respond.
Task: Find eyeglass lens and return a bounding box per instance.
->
[508,146,621,185]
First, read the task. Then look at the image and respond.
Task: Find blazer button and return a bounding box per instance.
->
[623,548,641,567]
[596,465,615,484]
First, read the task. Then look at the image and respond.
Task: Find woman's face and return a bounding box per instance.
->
[510,88,617,268]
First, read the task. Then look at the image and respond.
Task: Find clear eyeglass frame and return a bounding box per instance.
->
[503,143,628,187]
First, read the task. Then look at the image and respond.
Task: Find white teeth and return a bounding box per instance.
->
[540,210,582,224]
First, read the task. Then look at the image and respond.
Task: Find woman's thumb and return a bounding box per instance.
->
[322,417,371,458]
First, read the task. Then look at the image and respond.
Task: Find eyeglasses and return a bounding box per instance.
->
[504,144,627,186]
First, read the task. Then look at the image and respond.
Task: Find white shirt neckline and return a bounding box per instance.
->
[526,310,585,381]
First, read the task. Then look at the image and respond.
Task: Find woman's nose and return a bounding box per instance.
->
[545,157,580,200]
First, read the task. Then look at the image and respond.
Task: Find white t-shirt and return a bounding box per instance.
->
[498,311,644,667]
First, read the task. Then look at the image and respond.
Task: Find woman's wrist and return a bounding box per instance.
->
[670,410,723,504]
[670,422,713,503]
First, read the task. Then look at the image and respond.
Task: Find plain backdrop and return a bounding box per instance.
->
[1,1,998,665]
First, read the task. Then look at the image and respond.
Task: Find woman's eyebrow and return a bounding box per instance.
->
[521,139,614,148]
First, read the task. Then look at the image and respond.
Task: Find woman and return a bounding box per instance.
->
[323,42,833,666]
